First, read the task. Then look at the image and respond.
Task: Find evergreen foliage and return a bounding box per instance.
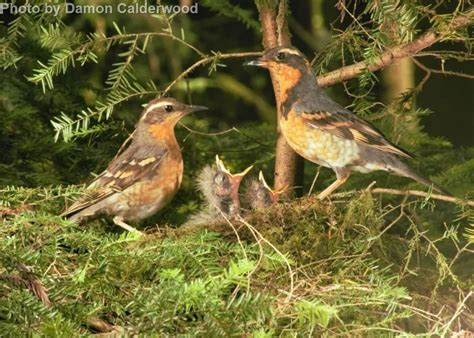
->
[1,187,472,335]
[0,0,473,335]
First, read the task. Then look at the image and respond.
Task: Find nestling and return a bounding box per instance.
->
[245,46,447,199]
[245,171,283,210]
[186,155,252,225]
[61,98,207,232]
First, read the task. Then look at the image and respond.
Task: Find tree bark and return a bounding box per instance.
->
[254,3,473,196]
[257,0,303,196]
[382,58,414,103]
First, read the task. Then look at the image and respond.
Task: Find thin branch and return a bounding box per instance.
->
[179,124,237,136]
[413,58,474,79]
[412,58,432,91]
[77,32,206,58]
[180,124,273,149]
[355,188,474,207]
[237,216,295,303]
[162,51,262,94]
[316,7,474,87]
[440,291,472,336]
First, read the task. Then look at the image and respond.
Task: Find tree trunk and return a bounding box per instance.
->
[382,58,415,103]
[257,0,303,196]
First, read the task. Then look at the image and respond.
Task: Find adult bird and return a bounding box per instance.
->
[62,98,207,232]
[245,46,446,199]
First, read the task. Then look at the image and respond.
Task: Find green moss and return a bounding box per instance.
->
[2,186,471,335]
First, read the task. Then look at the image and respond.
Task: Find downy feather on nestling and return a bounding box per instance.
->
[244,171,285,211]
[185,155,252,226]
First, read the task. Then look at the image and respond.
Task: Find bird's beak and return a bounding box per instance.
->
[243,58,267,68]
[187,105,208,113]
[229,165,253,193]
[258,171,272,191]
[233,165,254,179]
[258,170,286,201]
[215,155,230,174]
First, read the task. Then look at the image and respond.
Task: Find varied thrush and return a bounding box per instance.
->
[245,171,282,210]
[186,155,252,225]
[245,46,446,199]
[61,98,207,232]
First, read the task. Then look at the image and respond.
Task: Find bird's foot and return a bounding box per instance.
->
[113,216,144,236]
[316,176,349,200]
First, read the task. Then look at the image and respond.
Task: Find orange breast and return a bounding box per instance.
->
[280,110,360,168]
[272,64,302,106]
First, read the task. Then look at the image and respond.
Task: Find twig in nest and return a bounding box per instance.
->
[87,317,123,335]
[369,188,474,207]
[331,188,474,207]
[237,216,295,303]
[16,264,51,307]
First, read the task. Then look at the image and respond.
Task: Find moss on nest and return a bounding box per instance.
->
[1,186,473,335]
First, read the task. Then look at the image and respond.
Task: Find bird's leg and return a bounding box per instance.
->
[112,216,143,235]
[317,170,350,200]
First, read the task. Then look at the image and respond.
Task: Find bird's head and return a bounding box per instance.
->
[245,171,285,210]
[213,155,253,200]
[244,45,310,73]
[197,155,253,218]
[244,46,313,106]
[140,97,207,127]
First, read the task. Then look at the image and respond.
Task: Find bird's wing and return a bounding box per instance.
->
[62,146,168,217]
[300,109,413,158]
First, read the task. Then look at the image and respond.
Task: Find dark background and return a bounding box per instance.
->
[0,0,472,192]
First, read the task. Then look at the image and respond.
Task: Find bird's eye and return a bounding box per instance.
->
[276,52,285,61]
[214,173,226,185]
[164,105,173,112]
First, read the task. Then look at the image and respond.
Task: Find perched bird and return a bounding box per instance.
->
[245,171,282,210]
[186,155,252,225]
[62,98,207,232]
[245,46,446,199]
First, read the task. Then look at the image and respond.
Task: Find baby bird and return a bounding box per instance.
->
[245,171,282,210]
[186,155,252,225]
[62,98,207,232]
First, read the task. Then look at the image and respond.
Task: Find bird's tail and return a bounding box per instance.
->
[386,158,449,195]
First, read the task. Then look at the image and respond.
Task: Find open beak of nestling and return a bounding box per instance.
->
[243,56,268,68]
[258,171,272,191]
[215,155,253,193]
[231,165,254,184]
[258,171,286,202]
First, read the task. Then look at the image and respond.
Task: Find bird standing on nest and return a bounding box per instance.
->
[245,46,447,199]
[186,155,252,225]
[245,171,283,210]
[62,98,207,232]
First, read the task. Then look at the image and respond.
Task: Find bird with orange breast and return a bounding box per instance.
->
[245,46,447,199]
[62,97,207,232]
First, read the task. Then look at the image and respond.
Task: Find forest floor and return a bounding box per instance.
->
[1,186,473,336]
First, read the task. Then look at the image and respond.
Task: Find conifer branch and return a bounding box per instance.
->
[162,51,262,94]
[316,7,474,87]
